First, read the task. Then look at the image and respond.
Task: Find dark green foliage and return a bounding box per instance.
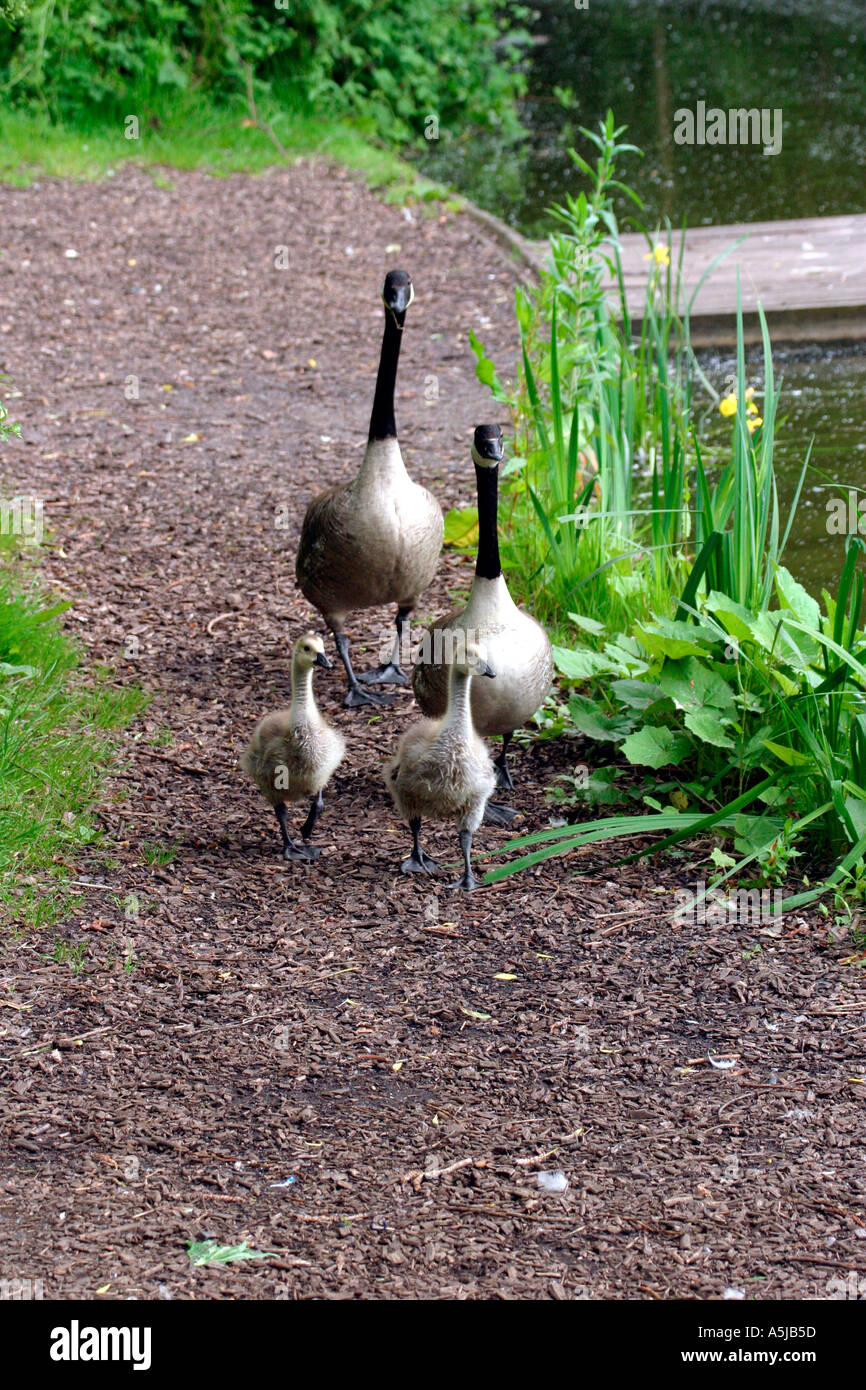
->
[0,0,528,143]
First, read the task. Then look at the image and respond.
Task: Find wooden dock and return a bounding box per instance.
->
[615,213,866,345]
[470,204,866,346]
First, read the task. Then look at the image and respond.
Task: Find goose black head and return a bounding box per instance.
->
[382,269,414,322]
[472,424,504,469]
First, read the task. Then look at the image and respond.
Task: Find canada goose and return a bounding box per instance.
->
[384,641,497,890]
[412,424,554,820]
[241,633,346,861]
[295,269,444,709]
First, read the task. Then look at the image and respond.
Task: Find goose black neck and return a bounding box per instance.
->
[368,309,404,442]
[474,462,502,581]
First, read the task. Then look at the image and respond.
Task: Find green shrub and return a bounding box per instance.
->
[0,0,529,144]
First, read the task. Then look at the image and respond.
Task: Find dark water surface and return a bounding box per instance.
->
[420,0,866,238]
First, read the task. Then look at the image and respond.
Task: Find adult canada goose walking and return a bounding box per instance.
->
[295,269,443,708]
[241,633,346,861]
[384,641,497,891]
[412,424,553,820]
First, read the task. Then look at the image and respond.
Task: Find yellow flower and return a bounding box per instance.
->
[747,415,763,435]
[644,243,670,268]
[745,386,756,401]
[719,394,737,417]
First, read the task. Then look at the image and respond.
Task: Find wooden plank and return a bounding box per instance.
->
[617,214,866,344]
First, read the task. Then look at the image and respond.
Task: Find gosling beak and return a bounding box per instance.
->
[482,661,496,679]
[314,651,332,670]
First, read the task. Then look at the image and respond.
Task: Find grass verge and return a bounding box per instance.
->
[0,97,453,206]
[0,554,148,930]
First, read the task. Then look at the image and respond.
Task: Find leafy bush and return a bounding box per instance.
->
[0,0,529,144]
[470,114,866,909]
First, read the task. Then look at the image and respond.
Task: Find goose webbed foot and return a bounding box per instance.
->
[484,801,519,827]
[356,661,410,687]
[401,817,439,876]
[342,682,402,709]
[283,841,316,863]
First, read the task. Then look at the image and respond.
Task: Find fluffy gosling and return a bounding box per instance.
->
[384,640,496,890]
[242,633,346,862]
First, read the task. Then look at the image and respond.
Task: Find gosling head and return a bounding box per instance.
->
[382,269,414,323]
[455,640,496,681]
[472,424,504,469]
[293,632,332,672]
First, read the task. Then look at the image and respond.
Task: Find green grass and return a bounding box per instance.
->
[0,96,454,205]
[0,562,148,928]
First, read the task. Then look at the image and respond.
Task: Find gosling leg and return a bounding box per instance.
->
[451,827,482,891]
[357,605,412,687]
[275,803,312,863]
[400,817,440,876]
[334,630,400,709]
[299,789,323,861]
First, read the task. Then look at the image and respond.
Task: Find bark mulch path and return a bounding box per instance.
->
[0,164,864,1301]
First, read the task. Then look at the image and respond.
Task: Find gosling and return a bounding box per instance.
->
[242,633,346,862]
[384,641,496,891]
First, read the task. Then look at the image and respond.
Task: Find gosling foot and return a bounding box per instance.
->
[400,849,440,876]
[484,801,519,827]
[449,869,483,891]
[357,662,410,687]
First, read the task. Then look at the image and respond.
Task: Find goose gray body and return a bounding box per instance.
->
[294,270,443,708]
[296,438,443,628]
[411,575,553,736]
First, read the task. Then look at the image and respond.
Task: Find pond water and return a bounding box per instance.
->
[417,0,866,602]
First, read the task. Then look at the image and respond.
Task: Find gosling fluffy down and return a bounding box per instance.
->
[384,642,497,890]
[242,633,346,861]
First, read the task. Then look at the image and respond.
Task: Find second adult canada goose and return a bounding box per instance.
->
[241,633,346,861]
[412,424,554,818]
[384,641,497,890]
[295,269,444,709]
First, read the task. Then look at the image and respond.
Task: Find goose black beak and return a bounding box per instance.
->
[314,652,333,670]
[482,661,496,679]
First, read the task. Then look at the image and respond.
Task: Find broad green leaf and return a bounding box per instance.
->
[567,694,632,742]
[684,709,735,747]
[567,611,606,636]
[442,506,478,549]
[621,724,691,768]
[658,657,735,714]
[610,678,666,710]
[634,616,713,661]
[553,645,618,681]
[703,591,754,643]
[775,564,821,630]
